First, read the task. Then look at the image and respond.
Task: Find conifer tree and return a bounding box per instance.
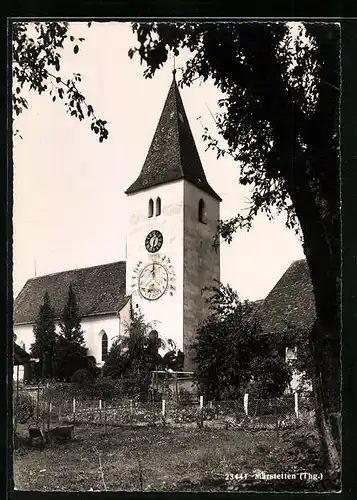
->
[31,291,57,380]
[59,283,84,344]
[53,284,87,382]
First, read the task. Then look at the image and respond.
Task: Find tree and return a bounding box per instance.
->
[192,282,291,400]
[31,291,56,380]
[12,21,108,142]
[130,21,341,476]
[101,337,127,378]
[53,284,87,382]
[71,356,100,389]
[59,284,85,344]
[52,336,88,382]
[102,310,184,378]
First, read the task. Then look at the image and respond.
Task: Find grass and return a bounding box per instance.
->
[13,422,331,492]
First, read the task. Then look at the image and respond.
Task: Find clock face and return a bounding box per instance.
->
[145,230,163,253]
[138,263,168,300]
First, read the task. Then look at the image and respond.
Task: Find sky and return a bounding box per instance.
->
[12,21,304,301]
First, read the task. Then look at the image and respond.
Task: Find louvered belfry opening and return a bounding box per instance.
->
[148,198,154,218]
[155,197,161,216]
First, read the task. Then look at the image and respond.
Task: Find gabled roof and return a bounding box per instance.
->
[254,259,316,334]
[14,261,129,325]
[125,74,221,201]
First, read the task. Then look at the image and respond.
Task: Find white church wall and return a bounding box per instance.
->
[81,314,120,366]
[14,310,128,369]
[126,181,185,351]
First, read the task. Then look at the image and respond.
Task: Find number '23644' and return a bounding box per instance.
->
[225,473,248,481]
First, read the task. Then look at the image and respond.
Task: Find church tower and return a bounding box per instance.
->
[125,73,221,371]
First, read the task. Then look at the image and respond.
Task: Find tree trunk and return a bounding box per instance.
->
[310,317,341,479]
[284,159,341,480]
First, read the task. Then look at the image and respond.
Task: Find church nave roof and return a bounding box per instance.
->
[13,261,128,325]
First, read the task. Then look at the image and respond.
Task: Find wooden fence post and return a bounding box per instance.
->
[294,392,299,420]
[103,400,107,434]
[72,398,76,424]
[198,395,204,428]
[243,393,249,416]
[151,391,156,425]
[47,401,52,433]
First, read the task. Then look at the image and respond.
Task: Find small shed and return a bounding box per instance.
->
[13,341,34,385]
[14,342,31,365]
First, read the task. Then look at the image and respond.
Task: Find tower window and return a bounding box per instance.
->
[156,197,161,216]
[148,199,154,218]
[198,199,207,223]
[101,331,108,361]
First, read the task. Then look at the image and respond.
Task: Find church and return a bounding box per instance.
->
[13,74,316,388]
[13,73,221,373]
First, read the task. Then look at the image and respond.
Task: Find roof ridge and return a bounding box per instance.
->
[25,260,126,282]
[173,79,185,179]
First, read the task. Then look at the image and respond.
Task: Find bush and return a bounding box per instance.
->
[71,368,97,387]
[92,375,151,401]
[14,392,35,423]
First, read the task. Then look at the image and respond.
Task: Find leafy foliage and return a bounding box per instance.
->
[192,282,291,400]
[52,336,88,382]
[12,21,108,142]
[102,310,184,384]
[31,291,57,380]
[101,337,127,379]
[13,390,35,423]
[71,366,97,387]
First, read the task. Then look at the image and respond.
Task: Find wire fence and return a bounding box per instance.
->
[13,382,315,433]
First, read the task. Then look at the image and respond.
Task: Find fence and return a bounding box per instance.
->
[13,382,315,433]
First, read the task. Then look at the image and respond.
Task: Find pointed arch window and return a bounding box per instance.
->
[148,199,154,218]
[101,331,108,361]
[155,197,161,216]
[198,198,207,223]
